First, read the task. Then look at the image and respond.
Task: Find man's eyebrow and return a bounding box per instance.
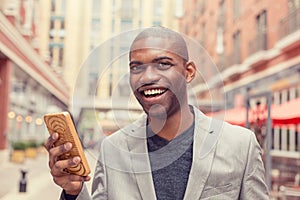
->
[129,56,174,66]
[152,56,173,62]
[129,61,143,66]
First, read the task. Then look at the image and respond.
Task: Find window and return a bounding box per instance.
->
[288,0,300,33]
[91,18,101,43]
[152,21,161,26]
[218,0,225,28]
[233,30,241,64]
[49,43,64,68]
[58,48,63,67]
[51,0,67,14]
[256,10,267,51]
[201,23,206,47]
[51,0,55,12]
[88,73,98,96]
[92,0,102,16]
[121,19,133,31]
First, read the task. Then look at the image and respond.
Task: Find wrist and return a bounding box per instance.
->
[64,183,83,195]
[63,190,79,200]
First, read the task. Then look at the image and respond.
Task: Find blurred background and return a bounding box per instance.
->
[0,0,299,199]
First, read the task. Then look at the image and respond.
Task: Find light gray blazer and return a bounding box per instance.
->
[61,106,269,200]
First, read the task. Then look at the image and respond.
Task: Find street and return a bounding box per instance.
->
[0,149,98,200]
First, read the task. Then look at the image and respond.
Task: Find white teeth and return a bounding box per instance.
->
[144,89,165,96]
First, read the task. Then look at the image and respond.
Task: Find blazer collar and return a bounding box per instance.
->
[125,106,224,200]
[125,116,156,200]
[183,106,223,200]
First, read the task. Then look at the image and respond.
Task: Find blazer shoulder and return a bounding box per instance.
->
[101,115,146,146]
[218,121,258,151]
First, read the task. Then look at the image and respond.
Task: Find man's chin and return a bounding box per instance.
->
[145,104,168,120]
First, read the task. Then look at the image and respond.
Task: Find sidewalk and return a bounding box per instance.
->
[0,149,98,200]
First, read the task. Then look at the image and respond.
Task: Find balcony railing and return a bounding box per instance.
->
[279,7,300,39]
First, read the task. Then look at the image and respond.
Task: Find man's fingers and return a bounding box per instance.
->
[44,133,59,151]
[48,142,72,168]
[50,156,81,176]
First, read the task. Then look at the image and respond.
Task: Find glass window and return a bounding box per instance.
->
[92,0,102,16]
[121,19,133,31]
[51,0,55,12]
[152,21,161,26]
[233,30,241,64]
[256,10,267,50]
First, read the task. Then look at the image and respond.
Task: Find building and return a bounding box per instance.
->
[179,0,300,195]
[0,0,69,162]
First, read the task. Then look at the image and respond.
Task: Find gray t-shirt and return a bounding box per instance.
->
[147,122,194,200]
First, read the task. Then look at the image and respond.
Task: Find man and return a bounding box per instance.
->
[44,26,269,199]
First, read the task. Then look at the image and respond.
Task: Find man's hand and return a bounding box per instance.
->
[44,132,91,195]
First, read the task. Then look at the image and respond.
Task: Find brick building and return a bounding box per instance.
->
[180,0,300,108]
[179,0,300,196]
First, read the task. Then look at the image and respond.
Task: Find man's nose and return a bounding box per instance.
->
[139,65,160,84]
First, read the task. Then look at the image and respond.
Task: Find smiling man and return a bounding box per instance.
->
[45,26,269,200]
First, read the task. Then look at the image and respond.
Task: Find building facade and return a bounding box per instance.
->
[180,0,300,108]
[179,0,300,195]
[0,0,69,162]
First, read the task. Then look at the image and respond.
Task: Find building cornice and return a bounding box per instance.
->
[0,12,69,105]
[223,55,300,92]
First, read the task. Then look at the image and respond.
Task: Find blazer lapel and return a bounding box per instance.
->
[184,107,223,200]
[126,116,157,200]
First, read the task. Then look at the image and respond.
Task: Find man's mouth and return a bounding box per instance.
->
[141,88,167,97]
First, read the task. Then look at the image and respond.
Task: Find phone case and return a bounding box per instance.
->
[44,111,90,176]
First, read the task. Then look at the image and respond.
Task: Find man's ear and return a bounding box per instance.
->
[185,61,196,83]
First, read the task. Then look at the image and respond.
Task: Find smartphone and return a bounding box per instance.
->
[44,111,90,176]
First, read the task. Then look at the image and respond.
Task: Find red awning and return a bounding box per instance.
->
[207,107,247,127]
[272,97,300,125]
[206,97,300,126]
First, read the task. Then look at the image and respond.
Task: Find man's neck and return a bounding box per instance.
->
[148,105,194,141]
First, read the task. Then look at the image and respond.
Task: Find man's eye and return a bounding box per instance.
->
[130,65,143,73]
[158,62,173,70]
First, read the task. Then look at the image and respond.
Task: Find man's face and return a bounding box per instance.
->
[129,37,190,118]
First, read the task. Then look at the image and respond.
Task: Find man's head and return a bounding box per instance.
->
[129,26,196,118]
[130,26,189,61]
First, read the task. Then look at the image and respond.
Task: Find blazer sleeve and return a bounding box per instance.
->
[58,184,91,200]
[90,145,108,200]
[59,142,107,200]
[239,132,270,199]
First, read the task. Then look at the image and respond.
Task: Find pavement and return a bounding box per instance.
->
[0,149,98,200]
